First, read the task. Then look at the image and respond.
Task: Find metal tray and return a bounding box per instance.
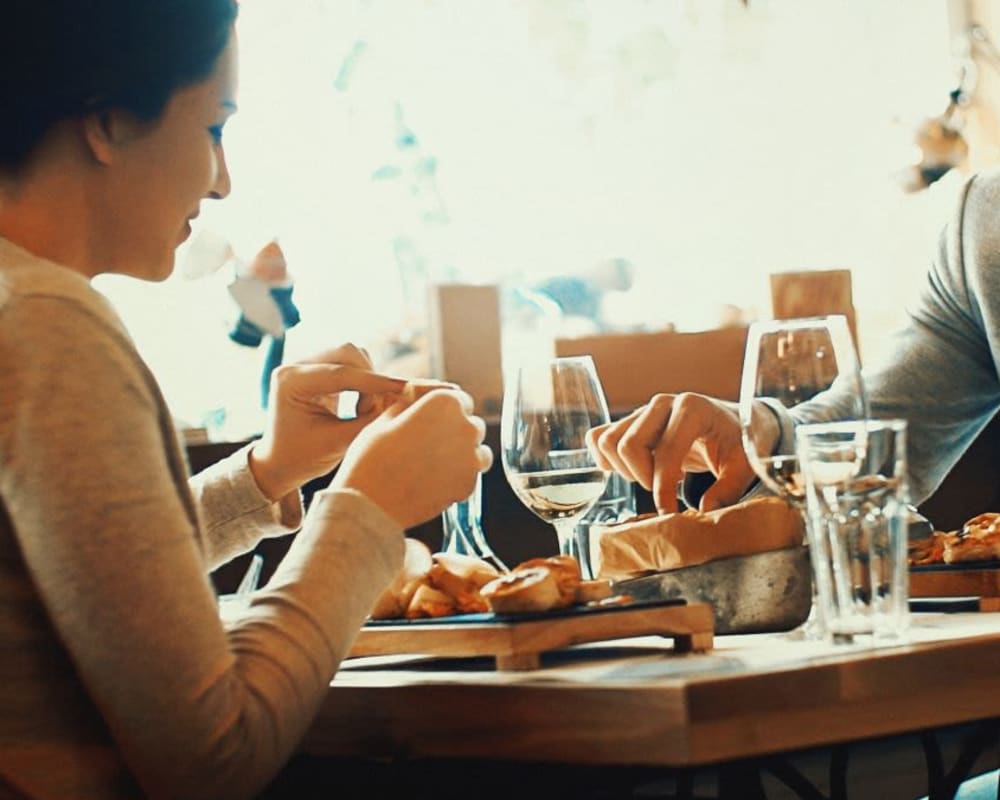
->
[613,546,812,635]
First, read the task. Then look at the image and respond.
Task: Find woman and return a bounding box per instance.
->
[0,2,491,797]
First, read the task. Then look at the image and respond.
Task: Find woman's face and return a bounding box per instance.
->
[106,35,238,281]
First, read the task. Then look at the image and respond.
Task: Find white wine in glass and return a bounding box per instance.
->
[501,356,611,577]
[739,315,868,638]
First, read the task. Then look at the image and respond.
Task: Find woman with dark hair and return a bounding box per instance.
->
[0,2,491,797]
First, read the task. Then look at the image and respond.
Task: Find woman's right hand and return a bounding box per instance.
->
[331,388,492,529]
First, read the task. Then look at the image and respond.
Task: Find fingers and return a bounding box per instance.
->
[297,342,375,370]
[383,386,475,419]
[589,407,644,478]
[273,363,407,408]
[617,397,679,492]
[647,393,723,514]
[409,390,491,477]
[588,392,736,515]
[356,390,401,417]
[699,467,750,512]
[585,424,612,470]
[476,443,494,472]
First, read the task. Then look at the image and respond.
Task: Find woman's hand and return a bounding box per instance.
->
[586,392,771,513]
[331,388,493,529]
[249,343,407,501]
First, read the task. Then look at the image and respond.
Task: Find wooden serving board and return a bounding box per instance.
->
[910,562,1000,611]
[350,599,714,671]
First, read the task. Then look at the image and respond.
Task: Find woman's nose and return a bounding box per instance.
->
[208,146,232,200]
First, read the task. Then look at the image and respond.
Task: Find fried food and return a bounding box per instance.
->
[480,567,562,614]
[908,511,1000,566]
[512,555,581,608]
[428,552,500,613]
[405,582,458,619]
[370,538,434,620]
[372,548,628,620]
[575,578,614,604]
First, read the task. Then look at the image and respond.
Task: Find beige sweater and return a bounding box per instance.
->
[0,238,404,799]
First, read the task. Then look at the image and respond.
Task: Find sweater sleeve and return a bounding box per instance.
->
[0,293,404,799]
[188,444,304,570]
[789,170,1000,503]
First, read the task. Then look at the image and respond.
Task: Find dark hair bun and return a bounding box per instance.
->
[0,0,238,170]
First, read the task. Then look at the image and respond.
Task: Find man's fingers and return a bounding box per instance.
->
[585,425,614,472]
[592,408,644,481]
[650,437,683,514]
[698,465,746,512]
[648,393,720,513]
[616,396,677,491]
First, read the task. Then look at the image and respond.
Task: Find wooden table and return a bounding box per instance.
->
[301,613,1000,798]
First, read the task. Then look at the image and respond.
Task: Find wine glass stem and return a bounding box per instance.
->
[552,519,580,561]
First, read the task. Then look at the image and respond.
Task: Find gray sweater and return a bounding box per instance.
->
[771,169,1000,504]
[0,238,404,799]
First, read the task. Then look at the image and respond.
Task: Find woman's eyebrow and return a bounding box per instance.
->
[220,100,238,113]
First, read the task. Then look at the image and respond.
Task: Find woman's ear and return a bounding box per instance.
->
[80,110,138,165]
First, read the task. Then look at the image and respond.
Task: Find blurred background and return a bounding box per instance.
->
[94,0,1000,438]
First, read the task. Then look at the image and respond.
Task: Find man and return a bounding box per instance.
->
[588,169,1000,515]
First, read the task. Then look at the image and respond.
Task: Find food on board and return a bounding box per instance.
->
[370,549,618,620]
[480,567,562,614]
[909,511,1000,566]
[369,538,435,620]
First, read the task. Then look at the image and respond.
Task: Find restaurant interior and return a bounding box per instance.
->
[109,1,1000,798]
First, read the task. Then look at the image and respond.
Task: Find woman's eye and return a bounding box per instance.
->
[208,125,225,144]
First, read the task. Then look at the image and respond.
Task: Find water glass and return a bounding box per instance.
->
[577,471,636,580]
[795,419,910,644]
[501,355,611,570]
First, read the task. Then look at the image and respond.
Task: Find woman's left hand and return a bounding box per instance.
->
[248,343,407,501]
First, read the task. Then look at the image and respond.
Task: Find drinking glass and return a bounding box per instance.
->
[739,315,868,638]
[796,419,910,643]
[501,355,611,577]
[576,471,636,580]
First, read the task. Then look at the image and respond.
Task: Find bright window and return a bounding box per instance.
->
[96,0,963,436]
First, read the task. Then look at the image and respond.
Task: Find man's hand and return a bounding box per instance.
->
[586,392,774,513]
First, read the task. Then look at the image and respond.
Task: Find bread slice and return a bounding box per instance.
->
[596,496,804,579]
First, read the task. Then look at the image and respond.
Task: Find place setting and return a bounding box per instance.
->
[349,356,715,670]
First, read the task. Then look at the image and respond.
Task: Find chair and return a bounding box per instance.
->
[770,269,859,355]
[555,325,749,413]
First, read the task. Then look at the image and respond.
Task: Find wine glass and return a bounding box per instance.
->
[501,355,611,578]
[738,315,868,638]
